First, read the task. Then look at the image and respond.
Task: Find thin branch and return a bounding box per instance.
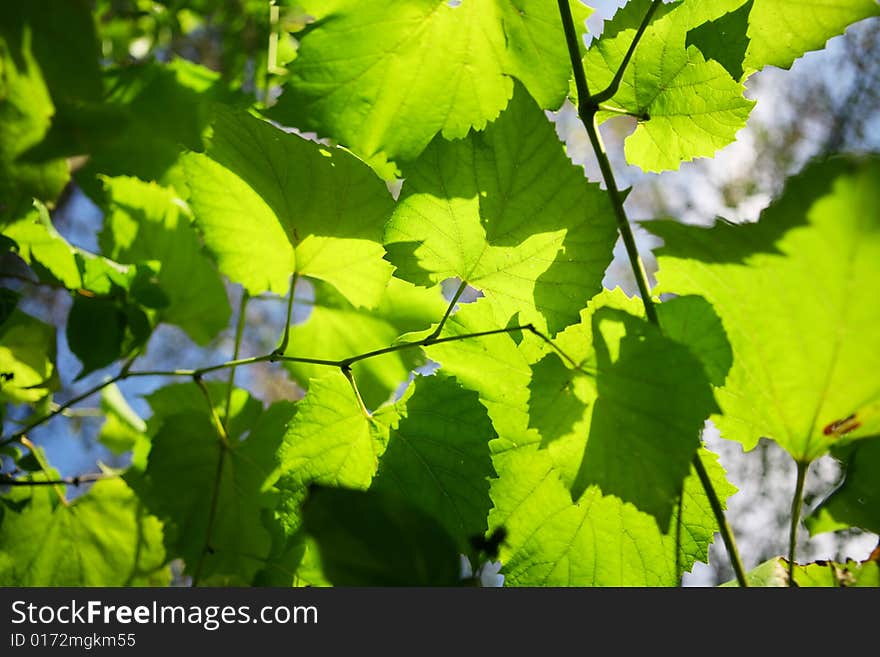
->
[223,291,250,428]
[556,1,748,586]
[0,472,114,487]
[591,0,663,104]
[788,461,809,587]
[341,324,535,368]
[2,372,125,447]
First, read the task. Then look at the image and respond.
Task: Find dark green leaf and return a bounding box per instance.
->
[302,486,461,586]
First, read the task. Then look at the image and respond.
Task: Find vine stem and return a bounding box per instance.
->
[0,472,113,487]
[788,461,808,587]
[192,377,231,586]
[0,323,553,448]
[223,291,250,428]
[556,0,748,586]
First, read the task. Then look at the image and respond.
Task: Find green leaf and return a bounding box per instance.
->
[99,176,230,345]
[657,295,733,388]
[427,294,734,583]
[372,375,495,552]
[183,110,393,306]
[584,0,754,172]
[0,5,69,218]
[743,0,880,73]
[145,381,263,443]
[807,436,880,536]
[685,0,753,81]
[66,296,127,377]
[75,59,241,195]
[4,202,133,294]
[0,288,18,326]
[0,309,56,404]
[723,557,880,587]
[652,157,880,462]
[526,295,717,527]
[142,407,288,583]
[489,445,734,585]
[97,384,147,455]
[268,0,591,173]
[279,370,387,495]
[302,486,461,586]
[0,478,168,586]
[385,86,617,334]
[424,298,537,447]
[283,278,446,409]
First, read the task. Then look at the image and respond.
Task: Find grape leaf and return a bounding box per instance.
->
[3,202,137,294]
[526,296,717,527]
[424,298,538,447]
[0,309,56,404]
[183,110,393,306]
[743,0,880,73]
[302,486,461,586]
[283,278,446,409]
[0,478,168,586]
[268,0,591,174]
[686,0,753,81]
[724,557,880,587]
[144,381,263,443]
[0,4,69,219]
[143,405,290,584]
[99,176,230,345]
[73,59,241,196]
[652,157,880,462]
[279,370,389,496]
[807,436,880,536]
[489,445,734,585]
[385,86,617,334]
[584,4,754,172]
[372,375,495,552]
[66,296,129,376]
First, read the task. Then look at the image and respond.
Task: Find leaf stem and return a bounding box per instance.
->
[191,376,230,586]
[591,0,663,104]
[274,273,298,356]
[19,437,68,506]
[788,460,808,587]
[427,279,468,341]
[341,366,371,418]
[597,103,648,120]
[223,291,250,428]
[557,0,747,586]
